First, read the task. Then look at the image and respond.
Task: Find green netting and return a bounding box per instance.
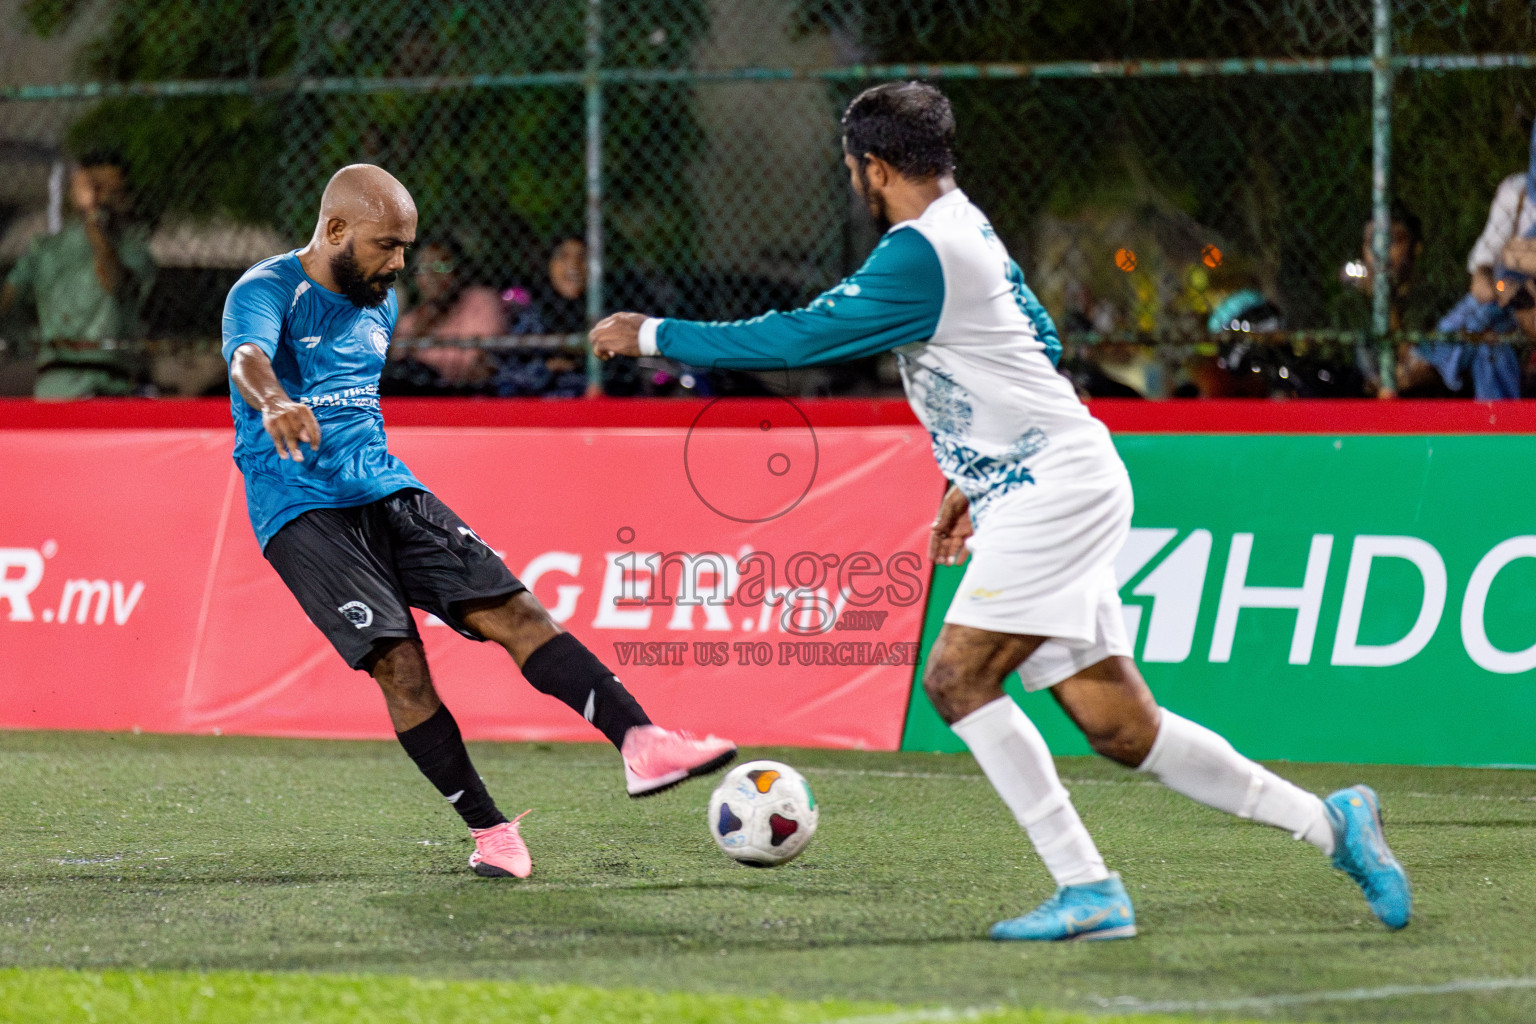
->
[1,0,1534,397]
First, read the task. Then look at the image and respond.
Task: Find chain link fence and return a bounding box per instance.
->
[2,0,1535,398]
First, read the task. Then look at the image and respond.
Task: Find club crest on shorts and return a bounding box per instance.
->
[338,600,374,629]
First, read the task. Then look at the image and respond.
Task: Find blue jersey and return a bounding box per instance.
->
[221,251,425,549]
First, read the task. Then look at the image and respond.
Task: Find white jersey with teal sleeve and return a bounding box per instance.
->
[642,189,1122,522]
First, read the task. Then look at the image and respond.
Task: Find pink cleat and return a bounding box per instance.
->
[469,810,532,878]
[622,725,737,797]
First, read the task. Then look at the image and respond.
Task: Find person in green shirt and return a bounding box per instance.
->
[0,151,156,398]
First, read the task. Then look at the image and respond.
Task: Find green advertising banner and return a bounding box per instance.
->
[901,434,1536,766]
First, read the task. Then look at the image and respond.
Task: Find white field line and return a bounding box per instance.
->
[825,977,1536,1023]
[1099,976,1536,1014]
[1395,790,1536,803]
[823,1008,997,1024]
[815,768,992,782]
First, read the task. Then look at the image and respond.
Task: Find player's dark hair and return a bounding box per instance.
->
[841,81,956,180]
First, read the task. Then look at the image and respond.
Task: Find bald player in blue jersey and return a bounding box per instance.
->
[221,165,735,879]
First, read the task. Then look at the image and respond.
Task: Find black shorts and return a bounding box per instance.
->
[264,488,525,669]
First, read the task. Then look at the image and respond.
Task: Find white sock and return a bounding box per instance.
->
[952,697,1110,887]
[1138,709,1335,856]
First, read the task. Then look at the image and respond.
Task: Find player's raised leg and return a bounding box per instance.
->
[367,637,530,878]
[1050,656,1411,929]
[458,591,736,797]
[371,489,736,797]
[259,505,531,878]
[923,623,1136,942]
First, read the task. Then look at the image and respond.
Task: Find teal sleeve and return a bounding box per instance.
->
[221,269,286,363]
[656,227,943,369]
[1006,259,1060,367]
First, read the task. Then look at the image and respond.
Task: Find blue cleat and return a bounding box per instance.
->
[1325,785,1411,930]
[990,873,1137,942]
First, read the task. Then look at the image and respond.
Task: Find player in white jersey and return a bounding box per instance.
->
[593,82,1410,940]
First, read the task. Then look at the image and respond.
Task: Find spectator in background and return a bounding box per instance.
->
[499,237,592,397]
[1422,120,1535,399]
[0,150,155,398]
[1506,277,1536,346]
[1462,129,1536,314]
[1339,205,1443,396]
[1204,289,1299,397]
[392,238,505,390]
[1350,205,1424,333]
[512,237,588,335]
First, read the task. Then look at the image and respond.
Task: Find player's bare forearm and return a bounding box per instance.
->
[230,343,322,461]
[589,312,647,360]
[929,485,973,566]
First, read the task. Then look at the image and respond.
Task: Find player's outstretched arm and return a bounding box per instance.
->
[929,485,973,567]
[591,228,943,370]
[589,313,647,359]
[230,343,322,462]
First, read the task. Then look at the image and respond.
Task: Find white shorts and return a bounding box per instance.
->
[943,470,1134,691]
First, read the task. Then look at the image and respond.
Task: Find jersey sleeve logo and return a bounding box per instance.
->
[808,278,863,313]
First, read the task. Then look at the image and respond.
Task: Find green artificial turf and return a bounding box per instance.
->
[2,731,1534,1023]
[0,968,1261,1024]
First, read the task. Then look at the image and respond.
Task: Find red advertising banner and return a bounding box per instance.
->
[0,413,938,750]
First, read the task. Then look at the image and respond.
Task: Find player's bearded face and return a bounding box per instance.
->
[331,240,397,308]
[851,157,891,233]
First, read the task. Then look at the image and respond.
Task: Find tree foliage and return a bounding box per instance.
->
[804,0,1536,326]
[22,0,705,276]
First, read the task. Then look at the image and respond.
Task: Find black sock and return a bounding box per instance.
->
[396,705,507,831]
[521,632,651,749]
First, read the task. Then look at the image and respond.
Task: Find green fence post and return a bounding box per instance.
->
[1372,0,1396,393]
[584,0,605,394]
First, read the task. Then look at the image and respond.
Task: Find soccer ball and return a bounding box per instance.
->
[707,759,818,867]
